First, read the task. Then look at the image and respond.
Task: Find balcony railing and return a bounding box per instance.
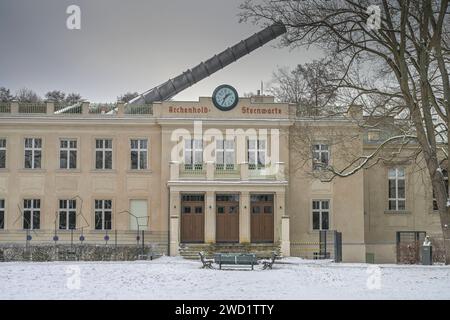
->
[171,162,284,181]
[54,103,82,114]
[124,104,153,115]
[215,163,240,177]
[0,102,11,113]
[0,101,154,117]
[18,102,47,114]
[180,163,206,177]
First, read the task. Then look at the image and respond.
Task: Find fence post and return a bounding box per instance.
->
[142,230,146,258]
[319,230,327,259]
[334,231,342,262]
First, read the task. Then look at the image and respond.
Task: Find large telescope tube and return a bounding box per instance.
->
[128,22,287,105]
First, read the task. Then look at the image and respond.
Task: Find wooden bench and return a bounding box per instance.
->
[214,253,258,270]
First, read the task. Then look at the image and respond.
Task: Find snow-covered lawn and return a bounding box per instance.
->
[0,256,449,299]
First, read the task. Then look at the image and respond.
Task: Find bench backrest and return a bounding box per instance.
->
[214,253,257,264]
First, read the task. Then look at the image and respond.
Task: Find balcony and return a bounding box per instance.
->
[0,101,154,117]
[170,162,285,181]
[179,163,206,178]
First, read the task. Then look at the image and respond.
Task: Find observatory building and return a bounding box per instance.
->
[0,90,444,263]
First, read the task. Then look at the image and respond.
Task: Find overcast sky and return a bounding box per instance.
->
[0,0,319,102]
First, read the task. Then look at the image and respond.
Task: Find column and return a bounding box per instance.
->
[46,101,55,115]
[276,191,290,256]
[169,191,181,256]
[239,191,250,243]
[206,161,214,181]
[205,191,215,243]
[117,101,125,116]
[240,162,249,180]
[81,101,90,115]
[281,216,290,256]
[10,101,19,114]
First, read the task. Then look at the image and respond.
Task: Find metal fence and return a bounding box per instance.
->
[0,102,11,113]
[396,231,426,264]
[0,229,168,262]
[290,230,342,262]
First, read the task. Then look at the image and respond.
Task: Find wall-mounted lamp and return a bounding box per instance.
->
[280,206,283,209]
[209,205,212,209]
[244,205,247,209]
[174,205,176,209]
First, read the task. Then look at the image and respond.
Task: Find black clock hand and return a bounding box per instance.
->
[222,93,230,104]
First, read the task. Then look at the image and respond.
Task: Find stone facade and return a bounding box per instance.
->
[0,96,443,263]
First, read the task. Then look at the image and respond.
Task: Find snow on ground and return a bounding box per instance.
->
[1,256,449,299]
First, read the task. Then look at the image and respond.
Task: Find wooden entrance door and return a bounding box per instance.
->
[180,194,205,243]
[216,194,239,243]
[250,194,274,243]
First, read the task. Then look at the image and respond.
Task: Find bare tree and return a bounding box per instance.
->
[0,87,13,102]
[117,92,139,103]
[268,59,338,116]
[65,93,83,105]
[240,0,450,263]
[45,90,66,102]
[15,88,41,103]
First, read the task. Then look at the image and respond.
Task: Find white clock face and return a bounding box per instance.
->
[213,85,238,110]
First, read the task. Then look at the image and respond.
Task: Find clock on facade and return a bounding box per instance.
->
[212,84,239,111]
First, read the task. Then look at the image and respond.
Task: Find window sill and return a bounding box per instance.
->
[90,169,117,174]
[384,210,411,214]
[126,169,152,174]
[55,169,81,174]
[309,229,331,234]
[0,169,10,173]
[18,169,47,174]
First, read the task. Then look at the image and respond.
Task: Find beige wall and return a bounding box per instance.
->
[0,98,443,263]
[0,120,165,233]
[287,123,366,262]
[363,150,443,263]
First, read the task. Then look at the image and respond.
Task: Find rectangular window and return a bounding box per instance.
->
[130,139,148,170]
[94,199,112,230]
[59,199,76,230]
[216,139,235,166]
[129,200,148,231]
[23,199,40,230]
[388,168,406,210]
[24,138,42,169]
[312,200,330,230]
[433,169,448,211]
[313,144,329,170]
[60,139,77,169]
[184,139,203,165]
[0,139,6,169]
[0,199,4,229]
[95,139,112,170]
[248,139,266,168]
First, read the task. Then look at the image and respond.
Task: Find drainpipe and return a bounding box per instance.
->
[167,186,170,256]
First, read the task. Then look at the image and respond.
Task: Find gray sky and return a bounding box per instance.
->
[0,0,318,102]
